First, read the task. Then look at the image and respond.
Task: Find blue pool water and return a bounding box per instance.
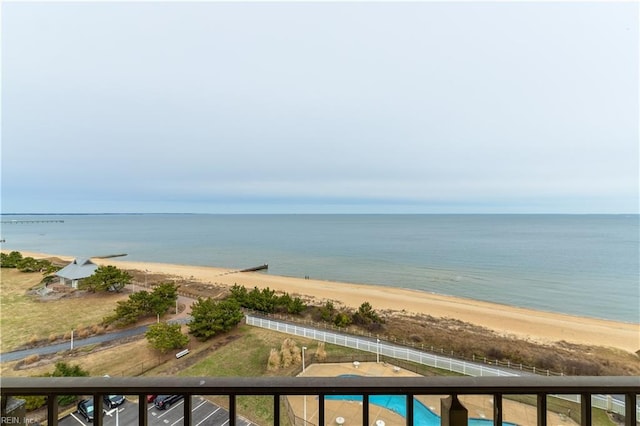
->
[325,394,516,426]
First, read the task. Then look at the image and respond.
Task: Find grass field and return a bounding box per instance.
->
[0,269,130,352]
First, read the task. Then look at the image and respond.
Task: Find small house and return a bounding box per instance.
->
[55,258,98,289]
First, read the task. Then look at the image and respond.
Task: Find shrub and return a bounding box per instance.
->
[334,312,352,328]
[315,342,327,361]
[280,338,297,368]
[267,349,280,371]
[0,251,23,268]
[23,354,40,365]
[47,362,89,406]
[18,395,46,410]
[291,345,302,365]
[320,301,335,322]
[145,322,189,354]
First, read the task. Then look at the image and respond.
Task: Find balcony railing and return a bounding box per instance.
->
[1,376,638,426]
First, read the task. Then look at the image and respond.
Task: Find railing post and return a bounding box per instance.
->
[183,395,192,425]
[406,393,414,426]
[493,394,502,426]
[536,394,547,426]
[138,394,148,426]
[229,394,236,426]
[93,393,104,426]
[273,394,280,426]
[363,394,369,426]
[319,395,325,426]
[46,394,59,426]
[441,394,467,426]
[625,393,637,426]
[580,393,591,426]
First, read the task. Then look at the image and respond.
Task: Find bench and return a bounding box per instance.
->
[176,349,190,359]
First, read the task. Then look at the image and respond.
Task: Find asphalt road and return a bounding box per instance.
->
[60,396,256,426]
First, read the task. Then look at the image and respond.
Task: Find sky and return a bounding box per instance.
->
[1,1,638,214]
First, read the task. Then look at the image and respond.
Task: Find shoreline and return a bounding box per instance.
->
[9,250,640,354]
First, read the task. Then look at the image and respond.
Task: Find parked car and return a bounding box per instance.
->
[103,394,126,409]
[146,394,157,403]
[77,399,96,422]
[153,394,184,410]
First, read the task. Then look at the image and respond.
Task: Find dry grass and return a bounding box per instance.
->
[377,312,640,376]
[0,268,130,352]
[1,337,168,378]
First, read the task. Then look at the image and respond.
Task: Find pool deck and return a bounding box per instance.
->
[289,362,577,426]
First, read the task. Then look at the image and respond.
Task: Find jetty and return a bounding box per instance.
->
[92,253,128,259]
[239,264,269,272]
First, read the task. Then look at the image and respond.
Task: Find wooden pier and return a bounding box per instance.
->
[0,220,65,224]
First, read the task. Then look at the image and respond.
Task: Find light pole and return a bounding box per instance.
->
[376,338,380,363]
[302,346,307,372]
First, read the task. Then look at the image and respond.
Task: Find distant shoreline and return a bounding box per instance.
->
[7,249,639,354]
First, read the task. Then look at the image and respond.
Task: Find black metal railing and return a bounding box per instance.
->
[1,376,638,426]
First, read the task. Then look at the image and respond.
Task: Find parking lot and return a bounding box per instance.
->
[59,396,256,426]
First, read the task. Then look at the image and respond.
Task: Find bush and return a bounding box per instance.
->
[267,349,280,371]
[18,395,46,411]
[334,312,352,328]
[17,257,54,273]
[320,301,335,322]
[188,298,244,341]
[315,342,327,361]
[145,322,189,354]
[23,354,40,365]
[0,251,23,268]
[280,347,293,368]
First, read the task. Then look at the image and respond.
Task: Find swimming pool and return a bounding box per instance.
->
[325,394,516,426]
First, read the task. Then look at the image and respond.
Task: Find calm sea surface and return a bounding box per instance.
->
[1,214,638,323]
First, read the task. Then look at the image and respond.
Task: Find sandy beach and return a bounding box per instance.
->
[12,251,640,354]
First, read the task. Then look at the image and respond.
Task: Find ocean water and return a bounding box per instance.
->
[1,214,638,323]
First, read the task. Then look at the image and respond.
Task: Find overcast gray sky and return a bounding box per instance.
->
[1,1,638,214]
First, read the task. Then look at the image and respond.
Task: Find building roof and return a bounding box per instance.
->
[55,258,98,280]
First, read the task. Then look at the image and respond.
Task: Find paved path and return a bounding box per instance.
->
[0,287,196,363]
[0,325,151,362]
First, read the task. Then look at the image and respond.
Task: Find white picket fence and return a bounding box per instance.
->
[246,315,636,418]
